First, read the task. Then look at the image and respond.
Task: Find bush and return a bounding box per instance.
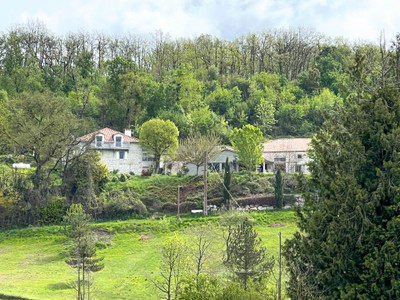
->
[103,189,147,218]
[141,169,150,176]
[34,197,67,225]
[161,202,177,213]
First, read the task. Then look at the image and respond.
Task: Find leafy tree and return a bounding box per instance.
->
[3,91,80,192]
[229,125,264,173]
[139,118,179,173]
[63,204,104,300]
[177,132,221,175]
[274,169,283,209]
[255,97,276,136]
[284,49,400,298]
[223,157,231,206]
[62,151,108,215]
[153,234,189,300]
[225,218,274,289]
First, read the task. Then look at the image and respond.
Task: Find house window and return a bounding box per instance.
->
[295,165,302,173]
[274,157,286,162]
[119,151,125,159]
[142,153,155,161]
[297,154,303,159]
[115,136,122,147]
[96,135,103,147]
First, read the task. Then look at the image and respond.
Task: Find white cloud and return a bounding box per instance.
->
[0,0,399,42]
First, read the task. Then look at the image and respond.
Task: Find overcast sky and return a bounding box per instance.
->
[1,0,398,43]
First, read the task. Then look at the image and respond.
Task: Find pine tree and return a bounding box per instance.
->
[223,157,231,206]
[274,169,283,209]
[64,204,104,300]
[226,218,274,289]
[284,46,400,298]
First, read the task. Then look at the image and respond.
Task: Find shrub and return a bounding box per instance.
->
[34,196,67,225]
[141,169,150,176]
[103,189,147,218]
[161,202,177,213]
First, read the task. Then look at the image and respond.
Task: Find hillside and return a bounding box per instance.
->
[0,210,296,299]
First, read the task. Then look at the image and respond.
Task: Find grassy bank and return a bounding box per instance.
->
[0,210,297,299]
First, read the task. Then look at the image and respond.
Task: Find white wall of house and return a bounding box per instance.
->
[263,151,311,174]
[185,149,239,175]
[96,142,143,174]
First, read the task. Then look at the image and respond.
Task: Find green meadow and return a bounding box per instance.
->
[0,210,298,300]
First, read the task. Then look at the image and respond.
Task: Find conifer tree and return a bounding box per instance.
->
[274,169,283,209]
[226,218,274,289]
[284,46,400,298]
[64,204,104,300]
[223,157,231,206]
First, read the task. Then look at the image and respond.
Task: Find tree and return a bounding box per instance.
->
[63,204,104,300]
[3,91,81,192]
[284,47,400,298]
[153,235,188,300]
[177,132,221,175]
[223,157,231,206]
[229,124,264,173]
[139,118,179,174]
[274,169,283,209]
[225,218,274,289]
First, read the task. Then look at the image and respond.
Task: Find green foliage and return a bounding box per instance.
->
[139,118,179,173]
[225,218,274,289]
[230,124,264,173]
[284,51,400,298]
[274,169,283,209]
[103,189,147,218]
[34,197,67,225]
[223,157,231,205]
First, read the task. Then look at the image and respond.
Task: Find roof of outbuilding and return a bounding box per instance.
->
[263,138,312,152]
[77,128,139,143]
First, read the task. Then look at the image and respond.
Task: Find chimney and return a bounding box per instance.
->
[124,129,132,137]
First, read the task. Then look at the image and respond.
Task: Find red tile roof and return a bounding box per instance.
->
[263,138,312,152]
[77,128,139,143]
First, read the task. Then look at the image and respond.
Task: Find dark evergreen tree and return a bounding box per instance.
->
[284,46,400,299]
[225,218,274,289]
[223,157,231,206]
[274,169,283,209]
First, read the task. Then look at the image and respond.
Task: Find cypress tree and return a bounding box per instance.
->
[223,157,231,206]
[284,48,400,299]
[274,169,283,209]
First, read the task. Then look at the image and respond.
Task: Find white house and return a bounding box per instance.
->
[77,128,155,174]
[185,147,239,175]
[262,138,312,174]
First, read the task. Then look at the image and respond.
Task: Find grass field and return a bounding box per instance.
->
[0,210,298,300]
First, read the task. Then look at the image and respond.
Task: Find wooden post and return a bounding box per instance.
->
[203,151,208,216]
[177,186,181,220]
[278,231,282,300]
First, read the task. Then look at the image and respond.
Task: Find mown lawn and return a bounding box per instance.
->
[0,210,298,300]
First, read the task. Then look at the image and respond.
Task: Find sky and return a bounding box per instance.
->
[0,0,399,43]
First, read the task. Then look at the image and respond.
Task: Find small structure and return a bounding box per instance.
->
[262,138,312,174]
[185,147,239,175]
[77,128,155,174]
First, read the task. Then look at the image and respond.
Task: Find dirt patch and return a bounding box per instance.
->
[269,223,285,228]
[93,227,113,244]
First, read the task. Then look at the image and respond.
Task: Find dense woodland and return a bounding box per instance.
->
[0,21,361,142]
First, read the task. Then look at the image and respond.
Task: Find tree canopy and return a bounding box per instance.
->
[284,41,400,298]
[229,124,264,173]
[139,118,179,173]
